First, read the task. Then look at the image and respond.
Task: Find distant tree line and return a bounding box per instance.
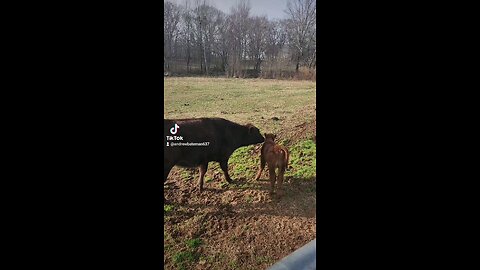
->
[164,0,316,80]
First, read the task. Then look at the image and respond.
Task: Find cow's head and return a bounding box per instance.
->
[244,124,264,145]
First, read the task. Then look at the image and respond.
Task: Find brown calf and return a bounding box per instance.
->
[254,133,289,195]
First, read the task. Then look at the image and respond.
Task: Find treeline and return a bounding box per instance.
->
[164,0,316,80]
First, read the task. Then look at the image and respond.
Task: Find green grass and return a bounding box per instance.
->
[205,175,213,183]
[180,169,194,182]
[286,139,316,179]
[164,204,174,212]
[173,251,199,270]
[229,145,259,180]
[172,238,204,270]
[185,238,202,249]
[228,260,238,269]
[220,181,230,188]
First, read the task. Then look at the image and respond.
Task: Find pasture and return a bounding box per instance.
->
[164,77,316,270]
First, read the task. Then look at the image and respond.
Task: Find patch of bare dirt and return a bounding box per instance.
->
[164,167,316,270]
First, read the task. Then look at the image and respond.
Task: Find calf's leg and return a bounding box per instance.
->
[268,164,276,195]
[254,154,266,181]
[277,166,286,196]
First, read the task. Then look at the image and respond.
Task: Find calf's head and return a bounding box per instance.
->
[264,133,276,142]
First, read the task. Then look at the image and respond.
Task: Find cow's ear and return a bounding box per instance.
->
[249,126,255,133]
[264,133,267,137]
[273,134,276,140]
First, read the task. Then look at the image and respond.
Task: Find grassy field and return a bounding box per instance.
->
[164,77,316,270]
[164,77,316,136]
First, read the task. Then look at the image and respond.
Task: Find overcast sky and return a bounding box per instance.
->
[166,0,289,20]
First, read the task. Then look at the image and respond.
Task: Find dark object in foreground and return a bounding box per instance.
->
[164,118,264,191]
[268,238,316,270]
[255,133,289,196]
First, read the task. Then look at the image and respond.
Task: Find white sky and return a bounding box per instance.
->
[165,0,289,20]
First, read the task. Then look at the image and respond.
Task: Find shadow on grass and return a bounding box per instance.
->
[238,176,317,218]
[167,176,316,219]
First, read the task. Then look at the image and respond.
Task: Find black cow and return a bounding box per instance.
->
[164,118,264,191]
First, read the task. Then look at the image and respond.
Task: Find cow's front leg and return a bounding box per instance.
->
[198,162,208,192]
[219,160,233,184]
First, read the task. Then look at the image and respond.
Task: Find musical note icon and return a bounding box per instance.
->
[170,123,180,134]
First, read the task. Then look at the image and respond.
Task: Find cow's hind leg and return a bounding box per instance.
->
[219,160,233,184]
[198,162,208,192]
[164,161,174,204]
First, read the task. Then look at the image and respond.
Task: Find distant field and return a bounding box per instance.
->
[164,77,316,270]
[164,77,316,138]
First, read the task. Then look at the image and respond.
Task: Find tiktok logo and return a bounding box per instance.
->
[170,123,180,134]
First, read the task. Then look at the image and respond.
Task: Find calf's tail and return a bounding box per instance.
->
[281,147,289,169]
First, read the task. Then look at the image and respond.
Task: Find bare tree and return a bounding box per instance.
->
[191,0,207,74]
[247,16,269,73]
[261,19,288,78]
[164,0,316,79]
[164,1,181,71]
[179,0,194,72]
[228,0,251,77]
[285,0,316,71]
[265,20,287,63]
[215,12,230,72]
